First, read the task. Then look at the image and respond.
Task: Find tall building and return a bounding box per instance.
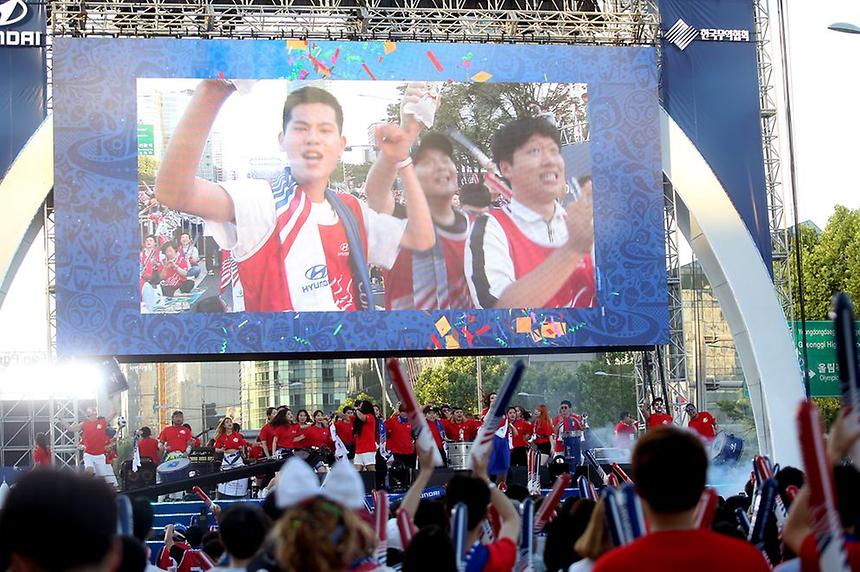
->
[240,360,349,430]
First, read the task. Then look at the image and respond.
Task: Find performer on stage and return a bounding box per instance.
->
[384,402,415,470]
[685,404,718,441]
[613,411,638,449]
[212,416,249,499]
[256,406,278,459]
[354,400,378,472]
[647,398,674,430]
[424,406,447,464]
[60,406,118,486]
[137,426,160,465]
[32,432,51,469]
[334,405,356,460]
[158,410,194,459]
[441,406,480,442]
[510,407,533,467]
[532,405,554,462]
[271,408,301,456]
[553,400,584,471]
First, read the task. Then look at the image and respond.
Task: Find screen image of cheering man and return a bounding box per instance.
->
[155,80,435,312]
[465,117,597,309]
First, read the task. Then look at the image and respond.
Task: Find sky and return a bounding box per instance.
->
[1,1,859,353]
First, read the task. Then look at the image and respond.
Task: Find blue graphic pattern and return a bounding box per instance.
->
[53,38,667,358]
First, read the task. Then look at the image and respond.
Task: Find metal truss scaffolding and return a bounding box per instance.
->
[49,0,659,44]
[753,0,792,322]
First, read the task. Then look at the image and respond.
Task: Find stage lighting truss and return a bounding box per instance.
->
[49,0,659,45]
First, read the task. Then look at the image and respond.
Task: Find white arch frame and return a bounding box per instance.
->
[661,108,803,466]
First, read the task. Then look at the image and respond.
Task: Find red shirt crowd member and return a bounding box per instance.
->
[32,433,51,468]
[385,407,416,464]
[304,413,334,450]
[613,412,638,449]
[378,134,474,311]
[442,408,480,442]
[647,399,674,430]
[465,118,596,310]
[139,234,160,288]
[353,401,377,470]
[593,428,769,572]
[214,430,247,452]
[532,405,554,456]
[685,404,718,441]
[553,403,584,454]
[159,411,194,456]
[257,407,278,457]
[159,242,194,296]
[335,406,356,451]
[137,427,160,464]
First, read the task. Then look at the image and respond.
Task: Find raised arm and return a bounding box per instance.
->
[154,79,237,223]
[472,438,521,542]
[399,446,436,519]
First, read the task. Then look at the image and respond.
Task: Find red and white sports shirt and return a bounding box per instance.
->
[206,172,405,312]
[464,199,596,309]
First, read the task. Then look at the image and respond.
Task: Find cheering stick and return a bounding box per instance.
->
[192,486,215,511]
[534,472,572,533]
[619,485,647,540]
[694,488,718,529]
[748,478,777,551]
[452,503,469,572]
[735,508,751,537]
[753,455,787,530]
[583,450,609,485]
[373,490,389,565]
[798,400,851,572]
[577,475,598,501]
[603,485,646,546]
[469,361,526,469]
[116,496,134,536]
[446,128,513,200]
[610,463,632,484]
[518,499,535,572]
[833,293,860,462]
[397,508,417,549]
[606,473,620,488]
[386,359,443,467]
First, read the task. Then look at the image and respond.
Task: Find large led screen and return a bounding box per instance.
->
[53,38,667,358]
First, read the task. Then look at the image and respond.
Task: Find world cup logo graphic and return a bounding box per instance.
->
[0,0,27,27]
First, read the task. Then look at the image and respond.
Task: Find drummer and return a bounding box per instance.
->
[158,411,194,460]
[685,403,718,442]
[213,416,249,499]
[441,407,479,442]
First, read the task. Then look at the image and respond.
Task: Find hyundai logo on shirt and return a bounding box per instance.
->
[303,264,330,293]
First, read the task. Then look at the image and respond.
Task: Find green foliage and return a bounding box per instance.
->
[412,355,636,427]
[138,155,160,187]
[812,396,841,429]
[791,207,860,320]
[348,391,376,405]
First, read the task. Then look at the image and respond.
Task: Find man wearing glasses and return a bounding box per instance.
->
[553,399,585,472]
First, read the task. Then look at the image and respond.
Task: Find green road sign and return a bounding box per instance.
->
[792,320,860,397]
[137,124,155,156]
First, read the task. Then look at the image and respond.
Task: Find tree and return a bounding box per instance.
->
[413,356,509,414]
[138,155,160,187]
[790,206,860,320]
[387,83,584,178]
[573,359,637,428]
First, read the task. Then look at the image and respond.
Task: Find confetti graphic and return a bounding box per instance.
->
[425,50,444,72]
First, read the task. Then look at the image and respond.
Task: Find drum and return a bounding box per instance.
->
[711,432,744,466]
[447,441,473,471]
[157,455,191,484]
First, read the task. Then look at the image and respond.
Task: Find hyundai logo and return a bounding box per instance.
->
[305,264,328,281]
[0,0,27,27]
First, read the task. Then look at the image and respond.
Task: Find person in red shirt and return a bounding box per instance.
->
[442,407,480,442]
[444,445,521,571]
[32,432,51,469]
[511,407,533,466]
[256,406,278,458]
[304,410,334,450]
[593,427,770,572]
[213,416,249,498]
[158,410,194,457]
[353,400,378,471]
[182,423,202,448]
[136,426,160,465]
[532,404,554,461]
[271,408,303,454]
[646,398,674,430]
[335,405,356,460]
[480,392,497,421]
[613,411,638,449]
[158,242,195,296]
[685,403,718,441]
[61,406,117,485]
[385,403,416,469]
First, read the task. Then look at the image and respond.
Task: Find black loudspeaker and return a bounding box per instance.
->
[100,358,128,395]
[427,467,454,489]
[359,471,377,494]
[122,460,156,490]
[506,466,529,488]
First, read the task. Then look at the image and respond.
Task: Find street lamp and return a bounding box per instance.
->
[828,22,860,34]
[594,371,629,378]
